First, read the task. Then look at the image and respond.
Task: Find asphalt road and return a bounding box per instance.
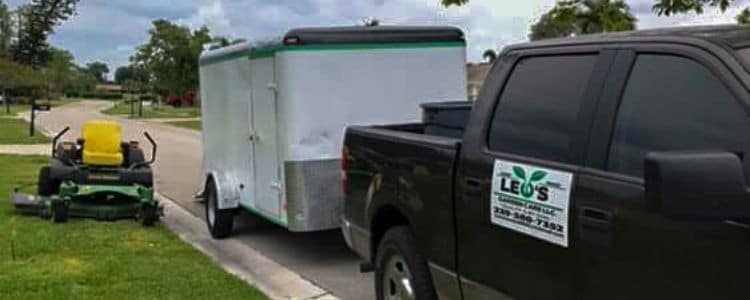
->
[34,101,374,300]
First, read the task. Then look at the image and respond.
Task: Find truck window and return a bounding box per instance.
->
[608,54,750,179]
[488,54,597,163]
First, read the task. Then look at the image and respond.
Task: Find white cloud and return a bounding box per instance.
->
[15,0,750,76]
[182,1,233,37]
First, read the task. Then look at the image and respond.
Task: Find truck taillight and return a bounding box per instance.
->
[341,147,349,195]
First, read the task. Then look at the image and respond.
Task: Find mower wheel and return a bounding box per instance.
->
[50,201,68,223]
[37,166,59,196]
[206,179,235,239]
[140,203,159,226]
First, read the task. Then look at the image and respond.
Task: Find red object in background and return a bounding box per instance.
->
[163,91,195,107]
[164,94,181,107]
[183,91,195,106]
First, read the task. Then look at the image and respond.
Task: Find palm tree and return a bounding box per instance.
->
[483,49,498,63]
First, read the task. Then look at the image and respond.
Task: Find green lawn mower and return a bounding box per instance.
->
[11,120,163,226]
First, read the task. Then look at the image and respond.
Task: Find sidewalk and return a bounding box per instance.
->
[0,144,50,155]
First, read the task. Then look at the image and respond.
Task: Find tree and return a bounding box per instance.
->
[529,0,636,41]
[444,0,750,25]
[11,0,80,68]
[114,65,134,84]
[85,61,108,82]
[42,47,75,95]
[0,57,47,97]
[737,7,750,24]
[483,49,497,62]
[363,17,380,27]
[115,64,148,93]
[652,0,733,16]
[0,2,11,58]
[131,19,212,100]
[441,0,467,6]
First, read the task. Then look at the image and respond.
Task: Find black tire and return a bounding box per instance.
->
[50,201,68,223]
[375,226,437,300]
[37,166,59,196]
[205,179,234,239]
[140,203,159,226]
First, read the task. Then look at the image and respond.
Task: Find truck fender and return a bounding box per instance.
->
[202,171,241,210]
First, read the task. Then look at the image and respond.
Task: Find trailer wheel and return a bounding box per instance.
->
[50,201,68,223]
[37,166,59,196]
[205,178,234,239]
[375,226,437,300]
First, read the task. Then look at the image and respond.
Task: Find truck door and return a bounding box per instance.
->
[251,57,281,217]
[456,49,613,299]
[579,47,750,299]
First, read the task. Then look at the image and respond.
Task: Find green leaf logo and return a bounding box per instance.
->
[513,166,526,180]
[530,170,547,183]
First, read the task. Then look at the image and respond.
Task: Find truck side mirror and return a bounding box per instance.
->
[644,151,750,220]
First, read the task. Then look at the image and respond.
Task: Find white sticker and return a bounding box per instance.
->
[490,159,573,247]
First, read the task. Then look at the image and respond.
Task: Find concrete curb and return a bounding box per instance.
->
[157,194,339,300]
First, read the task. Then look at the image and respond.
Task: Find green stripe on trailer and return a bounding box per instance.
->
[239,202,288,228]
[199,41,466,66]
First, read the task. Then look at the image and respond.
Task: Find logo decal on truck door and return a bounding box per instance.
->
[490,159,572,247]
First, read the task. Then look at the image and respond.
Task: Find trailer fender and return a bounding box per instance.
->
[203,171,241,210]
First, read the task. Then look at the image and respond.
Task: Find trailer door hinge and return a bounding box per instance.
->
[267,83,278,91]
[270,181,282,190]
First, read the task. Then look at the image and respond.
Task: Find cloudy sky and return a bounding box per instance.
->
[5,0,750,76]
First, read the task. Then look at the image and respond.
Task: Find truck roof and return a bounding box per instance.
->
[508,25,750,51]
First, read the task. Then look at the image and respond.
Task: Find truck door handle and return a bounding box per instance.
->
[578,207,614,247]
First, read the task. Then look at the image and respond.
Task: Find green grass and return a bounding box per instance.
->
[103,101,201,119]
[0,154,267,299]
[0,118,51,145]
[166,120,202,130]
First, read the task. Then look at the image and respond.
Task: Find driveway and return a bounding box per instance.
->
[33,101,374,300]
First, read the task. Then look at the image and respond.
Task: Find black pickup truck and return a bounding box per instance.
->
[341,25,750,300]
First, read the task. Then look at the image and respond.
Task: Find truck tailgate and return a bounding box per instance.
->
[343,125,461,271]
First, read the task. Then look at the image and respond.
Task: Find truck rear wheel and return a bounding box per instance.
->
[375,226,437,300]
[205,179,235,239]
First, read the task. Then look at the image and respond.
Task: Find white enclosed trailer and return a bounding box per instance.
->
[198,26,467,237]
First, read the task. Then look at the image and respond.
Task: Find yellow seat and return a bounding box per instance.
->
[81,120,123,166]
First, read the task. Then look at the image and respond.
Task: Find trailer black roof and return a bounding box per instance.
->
[283,26,465,45]
[510,25,750,50]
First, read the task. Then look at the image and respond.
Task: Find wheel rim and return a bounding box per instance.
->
[382,254,415,300]
[207,189,216,227]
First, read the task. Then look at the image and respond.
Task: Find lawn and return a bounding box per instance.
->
[0,154,267,299]
[0,118,50,145]
[103,101,201,119]
[166,120,202,130]
[1,98,81,117]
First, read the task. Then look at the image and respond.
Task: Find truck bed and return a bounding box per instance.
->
[343,123,461,271]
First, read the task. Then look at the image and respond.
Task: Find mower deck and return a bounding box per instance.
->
[11,182,162,223]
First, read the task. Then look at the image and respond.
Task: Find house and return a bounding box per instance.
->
[467,62,492,101]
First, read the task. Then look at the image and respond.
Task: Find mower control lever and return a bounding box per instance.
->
[131,131,157,169]
[52,126,70,156]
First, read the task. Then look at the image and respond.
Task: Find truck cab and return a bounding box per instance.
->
[342,25,750,299]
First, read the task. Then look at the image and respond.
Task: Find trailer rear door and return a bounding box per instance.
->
[251,56,281,217]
